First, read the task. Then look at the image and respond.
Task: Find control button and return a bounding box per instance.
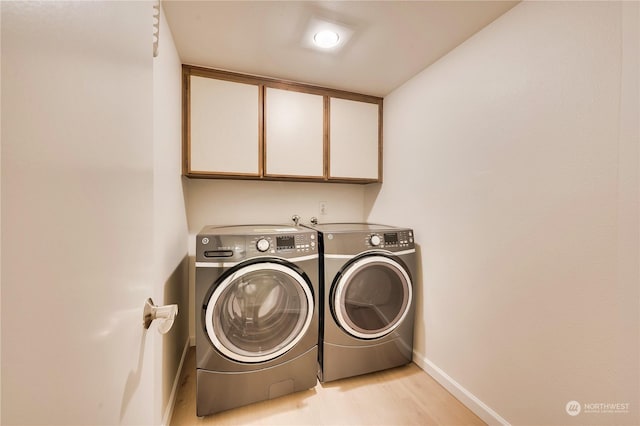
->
[310,234,315,240]
[311,242,316,247]
[370,235,381,246]
[256,238,270,252]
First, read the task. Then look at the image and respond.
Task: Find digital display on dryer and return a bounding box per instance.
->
[276,235,295,250]
[384,233,398,244]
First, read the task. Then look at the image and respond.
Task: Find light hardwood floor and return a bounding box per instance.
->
[170,347,485,426]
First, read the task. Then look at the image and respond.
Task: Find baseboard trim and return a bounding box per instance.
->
[412,351,511,426]
[162,338,191,426]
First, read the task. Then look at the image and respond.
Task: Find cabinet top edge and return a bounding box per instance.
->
[183,64,383,104]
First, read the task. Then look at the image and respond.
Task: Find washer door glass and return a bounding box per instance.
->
[205,262,314,363]
[333,255,412,339]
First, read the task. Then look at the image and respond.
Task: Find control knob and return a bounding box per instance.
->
[370,234,382,246]
[256,238,270,252]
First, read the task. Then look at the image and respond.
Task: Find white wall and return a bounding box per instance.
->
[366,2,639,425]
[152,5,190,425]
[185,178,366,340]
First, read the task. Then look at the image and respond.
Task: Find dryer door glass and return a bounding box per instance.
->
[334,255,412,339]
[205,262,314,363]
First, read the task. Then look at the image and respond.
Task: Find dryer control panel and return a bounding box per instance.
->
[307,223,415,255]
[366,230,414,249]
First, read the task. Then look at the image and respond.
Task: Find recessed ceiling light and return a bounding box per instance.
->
[302,17,354,53]
[313,30,340,48]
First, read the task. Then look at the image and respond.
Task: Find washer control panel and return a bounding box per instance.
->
[366,230,414,249]
[248,233,316,256]
[196,230,317,262]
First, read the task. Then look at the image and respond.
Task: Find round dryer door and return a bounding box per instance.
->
[205,261,314,363]
[333,255,412,339]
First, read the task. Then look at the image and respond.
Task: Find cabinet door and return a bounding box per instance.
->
[265,87,324,178]
[189,75,260,175]
[329,98,380,180]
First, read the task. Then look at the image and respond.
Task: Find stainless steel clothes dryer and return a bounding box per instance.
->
[195,225,319,416]
[305,223,416,383]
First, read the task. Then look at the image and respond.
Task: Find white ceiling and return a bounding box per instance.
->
[163,1,518,97]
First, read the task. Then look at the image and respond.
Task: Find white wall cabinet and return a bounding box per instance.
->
[183,65,382,183]
[265,87,324,177]
[329,97,380,180]
[188,74,261,176]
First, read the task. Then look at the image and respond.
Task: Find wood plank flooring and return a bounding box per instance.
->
[170,347,485,426]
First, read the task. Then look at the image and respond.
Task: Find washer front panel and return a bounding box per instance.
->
[204,262,314,363]
[333,255,412,340]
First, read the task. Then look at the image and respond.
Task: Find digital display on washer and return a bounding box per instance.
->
[384,233,398,244]
[276,235,296,250]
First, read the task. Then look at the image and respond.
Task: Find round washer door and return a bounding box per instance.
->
[333,255,412,339]
[205,261,314,363]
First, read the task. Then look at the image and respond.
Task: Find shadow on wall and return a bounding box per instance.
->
[163,255,190,411]
[363,183,382,221]
[120,331,148,422]
[411,243,425,361]
[181,177,191,231]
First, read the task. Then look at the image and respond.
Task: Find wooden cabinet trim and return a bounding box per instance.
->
[187,65,264,87]
[378,101,384,183]
[184,172,378,184]
[182,66,190,175]
[258,85,265,176]
[323,95,330,180]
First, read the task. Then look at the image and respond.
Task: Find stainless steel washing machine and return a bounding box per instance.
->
[305,223,416,383]
[195,225,319,416]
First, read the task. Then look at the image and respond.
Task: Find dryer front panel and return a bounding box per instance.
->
[204,261,314,363]
[331,255,412,340]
